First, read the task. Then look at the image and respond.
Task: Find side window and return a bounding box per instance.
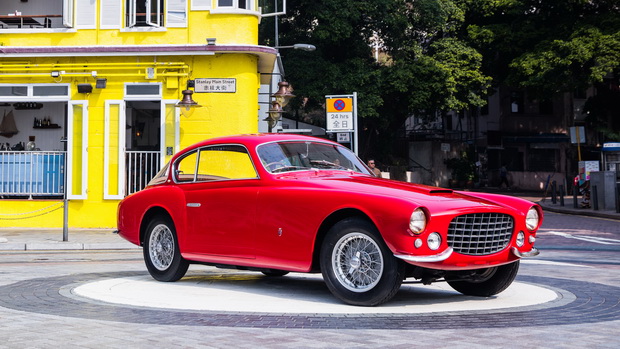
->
[175,151,197,182]
[196,145,257,181]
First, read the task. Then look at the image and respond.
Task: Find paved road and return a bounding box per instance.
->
[0,211,619,348]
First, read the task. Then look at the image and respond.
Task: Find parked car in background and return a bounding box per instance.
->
[117,134,542,306]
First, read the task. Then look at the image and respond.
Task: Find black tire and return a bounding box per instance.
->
[143,216,189,282]
[447,261,520,297]
[320,217,405,306]
[261,269,290,277]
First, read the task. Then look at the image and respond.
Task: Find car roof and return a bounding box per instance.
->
[179,133,336,153]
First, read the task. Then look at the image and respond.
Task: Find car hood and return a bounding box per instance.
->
[277,172,527,212]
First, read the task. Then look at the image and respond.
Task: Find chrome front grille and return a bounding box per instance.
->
[447,213,514,255]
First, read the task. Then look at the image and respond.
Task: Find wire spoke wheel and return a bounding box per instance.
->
[148,224,175,271]
[143,216,189,282]
[333,233,384,292]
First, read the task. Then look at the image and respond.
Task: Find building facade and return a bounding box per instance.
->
[0,0,278,228]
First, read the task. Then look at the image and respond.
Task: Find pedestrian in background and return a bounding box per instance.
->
[368,159,382,177]
[499,164,510,189]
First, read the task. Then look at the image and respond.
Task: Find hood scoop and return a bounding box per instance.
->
[428,189,453,194]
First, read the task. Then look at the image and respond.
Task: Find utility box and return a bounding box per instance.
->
[590,171,617,210]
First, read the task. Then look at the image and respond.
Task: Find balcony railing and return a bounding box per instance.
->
[126,151,161,196]
[0,151,65,197]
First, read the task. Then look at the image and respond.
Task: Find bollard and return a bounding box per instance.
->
[559,184,565,206]
[592,185,598,211]
[551,181,557,204]
[573,185,578,208]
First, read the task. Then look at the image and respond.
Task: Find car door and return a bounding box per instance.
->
[175,144,259,259]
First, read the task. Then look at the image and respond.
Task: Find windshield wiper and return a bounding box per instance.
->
[272,165,311,173]
[309,160,345,170]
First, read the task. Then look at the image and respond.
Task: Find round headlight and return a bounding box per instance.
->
[427,232,441,250]
[526,207,540,231]
[409,208,427,234]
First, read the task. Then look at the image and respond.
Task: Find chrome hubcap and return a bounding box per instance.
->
[332,233,384,292]
[149,224,175,271]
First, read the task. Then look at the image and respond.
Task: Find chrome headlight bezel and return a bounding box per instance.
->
[409,208,427,234]
[525,207,540,231]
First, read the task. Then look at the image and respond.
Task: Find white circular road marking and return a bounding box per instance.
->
[74,271,559,314]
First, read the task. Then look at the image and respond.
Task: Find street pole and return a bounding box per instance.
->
[353,92,358,156]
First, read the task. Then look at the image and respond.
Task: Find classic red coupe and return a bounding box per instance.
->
[117,134,541,306]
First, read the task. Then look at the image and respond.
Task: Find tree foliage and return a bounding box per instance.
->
[259,0,620,157]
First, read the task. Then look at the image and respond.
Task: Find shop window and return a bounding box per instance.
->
[125,84,161,98]
[0,84,70,100]
[0,87,27,97]
[33,86,69,96]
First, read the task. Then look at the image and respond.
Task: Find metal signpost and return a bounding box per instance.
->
[325,93,358,155]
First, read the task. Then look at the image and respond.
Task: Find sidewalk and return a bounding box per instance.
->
[493,189,620,221]
[1,190,618,252]
[0,228,139,251]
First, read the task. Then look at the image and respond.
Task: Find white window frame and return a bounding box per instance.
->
[63,0,75,28]
[127,0,163,28]
[124,83,162,100]
[0,84,71,101]
[67,101,89,200]
[146,0,162,27]
[104,101,126,200]
[211,0,260,16]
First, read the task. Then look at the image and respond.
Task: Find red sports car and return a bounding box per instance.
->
[117,134,541,306]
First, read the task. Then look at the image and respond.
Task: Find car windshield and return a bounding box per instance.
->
[257,141,372,175]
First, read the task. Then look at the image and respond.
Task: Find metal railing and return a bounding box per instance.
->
[125,151,161,196]
[0,151,65,197]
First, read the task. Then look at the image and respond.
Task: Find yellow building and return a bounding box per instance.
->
[0,1,278,228]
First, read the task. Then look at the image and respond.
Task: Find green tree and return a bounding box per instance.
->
[260,0,491,160]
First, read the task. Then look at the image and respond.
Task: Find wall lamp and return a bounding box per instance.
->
[271,81,295,108]
[176,89,201,117]
[207,38,216,45]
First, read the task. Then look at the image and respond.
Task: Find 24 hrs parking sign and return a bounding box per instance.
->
[326,97,353,131]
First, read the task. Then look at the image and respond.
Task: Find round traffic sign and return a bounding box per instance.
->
[333,99,346,111]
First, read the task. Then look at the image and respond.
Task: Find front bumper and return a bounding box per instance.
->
[394,246,540,264]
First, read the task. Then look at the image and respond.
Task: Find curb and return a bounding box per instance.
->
[539,203,620,221]
[0,242,140,251]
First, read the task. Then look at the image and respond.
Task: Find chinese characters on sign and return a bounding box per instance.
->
[194,78,236,93]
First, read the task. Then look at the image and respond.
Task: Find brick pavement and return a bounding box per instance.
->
[1,190,619,348]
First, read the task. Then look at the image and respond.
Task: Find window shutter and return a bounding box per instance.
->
[76,0,96,29]
[168,0,188,27]
[100,0,122,29]
[192,0,212,10]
